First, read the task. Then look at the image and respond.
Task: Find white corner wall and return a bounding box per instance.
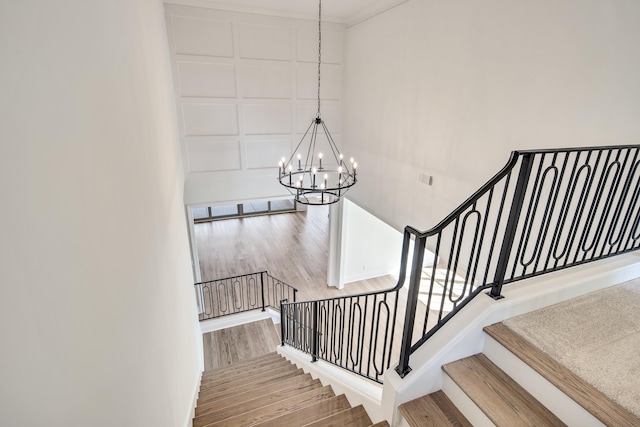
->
[0,1,201,426]
[342,199,404,285]
[343,0,640,231]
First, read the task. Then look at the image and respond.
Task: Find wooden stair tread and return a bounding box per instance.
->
[200,385,336,427]
[197,366,303,405]
[370,421,390,426]
[196,373,314,416]
[399,390,472,427]
[484,322,640,427]
[302,404,372,427]
[251,394,352,427]
[198,363,301,399]
[442,353,565,426]
[200,357,291,389]
[193,379,322,427]
[201,353,283,378]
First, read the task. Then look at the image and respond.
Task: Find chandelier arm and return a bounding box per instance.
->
[304,119,318,171]
[288,119,316,166]
[319,120,343,165]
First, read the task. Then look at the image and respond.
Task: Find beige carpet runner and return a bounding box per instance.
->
[503,278,640,417]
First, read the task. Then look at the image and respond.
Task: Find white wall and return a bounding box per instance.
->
[0,1,201,426]
[164,5,346,205]
[328,198,403,288]
[343,0,640,232]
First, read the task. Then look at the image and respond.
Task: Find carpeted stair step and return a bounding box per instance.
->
[251,394,352,427]
[200,385,337,427]
[399,390,471,426]
[302,404,372,426]
[442,353,565,426]
[196,373,315,416]
[197,365,303,406]
[484,322,640,427]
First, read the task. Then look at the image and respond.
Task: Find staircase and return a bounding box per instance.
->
[398,322,640,426]
[193,352,389,427]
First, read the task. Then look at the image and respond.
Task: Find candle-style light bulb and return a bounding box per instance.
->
[312,167,317,175]
[350,157,354,164]
[353,162,358,169]
[338,166,343,174]
[297,153,302,171]
[318,153,323,170]
[324,173,328,189]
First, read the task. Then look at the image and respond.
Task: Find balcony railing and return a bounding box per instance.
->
[279,144,640,382]
[195,271,297,321]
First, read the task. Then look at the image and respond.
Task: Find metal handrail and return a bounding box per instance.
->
[195,271,297,321]
[281,144,640,383]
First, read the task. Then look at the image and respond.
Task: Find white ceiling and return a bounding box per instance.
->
[167,0,408,24]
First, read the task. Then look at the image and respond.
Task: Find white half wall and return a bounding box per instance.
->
[328,199,404,288]
[0,0,201,426]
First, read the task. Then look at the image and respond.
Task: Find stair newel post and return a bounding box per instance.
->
[489,153,533,299]
[260,271,266,311]
[311,300,319,362]
[395,233,427,378]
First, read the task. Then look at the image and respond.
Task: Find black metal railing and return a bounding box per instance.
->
[280,144,640,383]
[195,272,297,321]
[280,232,411,383]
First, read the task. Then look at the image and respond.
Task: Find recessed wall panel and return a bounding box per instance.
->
[187,140,241,172]
[244,104,291,135]
[246,139,291,169]
[297,29,343,64]
[297,64,342,100]
[172,16,234,58]
[239,23,291,61]
[177,62,236,97]
[238,65,291,99]
[183,104,238,136]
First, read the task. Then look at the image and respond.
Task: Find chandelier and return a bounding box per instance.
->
[277,0,357,205]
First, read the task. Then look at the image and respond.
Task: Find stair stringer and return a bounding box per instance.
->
[383,254,640,426]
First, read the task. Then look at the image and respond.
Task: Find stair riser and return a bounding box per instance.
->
[483,335,605,427]
[441,374,494,427]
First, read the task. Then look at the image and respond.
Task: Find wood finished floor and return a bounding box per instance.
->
[203,319,281,371]
[194,206,398,301]
[195,207,437,374]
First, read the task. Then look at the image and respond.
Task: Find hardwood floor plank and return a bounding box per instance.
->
[302,404,372,427]
[203,319,281,371]
[250,395,351,427]
[201,385,336,427]
[399,390,472,427]
[442,353,565,427]
[196,374,316,417]
[197,366,303,406]
[194,379,322,427]
[484,322,640,427]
